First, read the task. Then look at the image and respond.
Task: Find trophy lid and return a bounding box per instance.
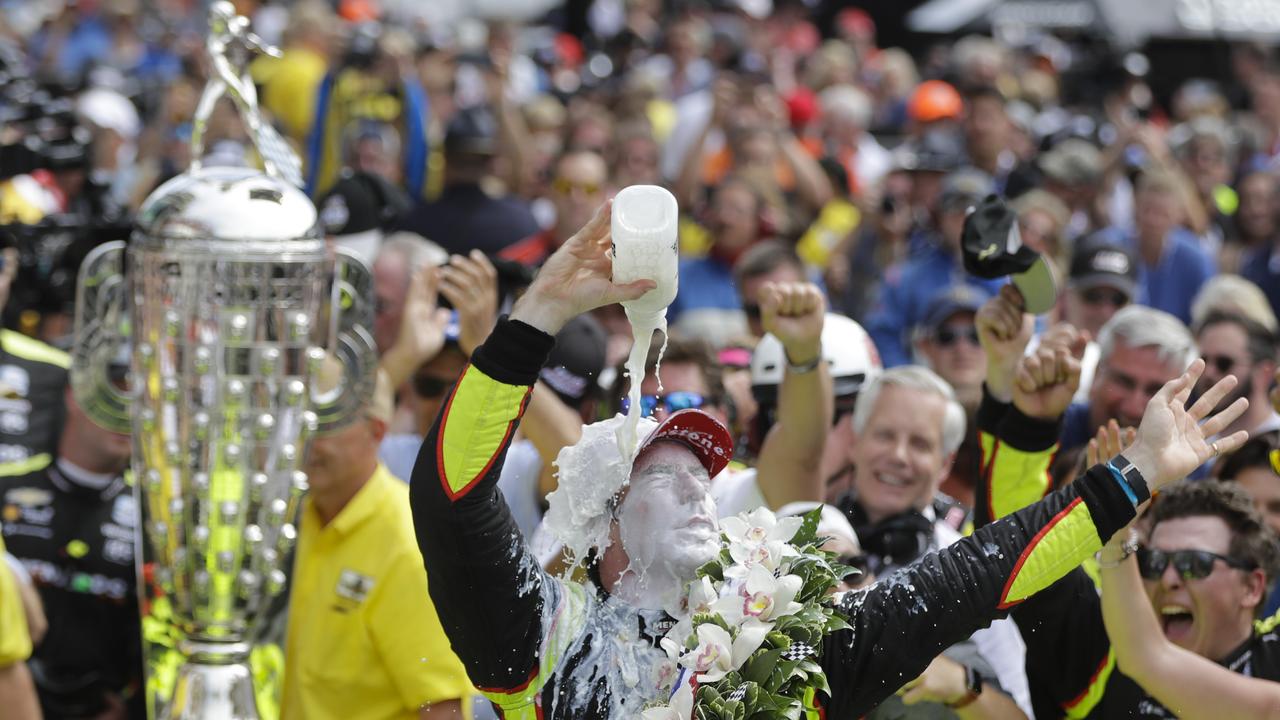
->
[133,166,321,249]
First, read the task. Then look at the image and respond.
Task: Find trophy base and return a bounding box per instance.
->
[163,641,260,720]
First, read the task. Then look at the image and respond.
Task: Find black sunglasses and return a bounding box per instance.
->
[1136,547,1256,581]
[1082,287,1129,307]
[1202,353,1244,376]
[934,326,980,347]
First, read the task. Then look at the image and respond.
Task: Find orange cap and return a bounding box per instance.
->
[339,0,379,23]
[908,80,963,123]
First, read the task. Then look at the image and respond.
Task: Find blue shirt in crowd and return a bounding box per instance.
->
[1242,244,1280,321]
[863,244,1004,367]
[669,256,740,322]
[1093,227,1216,325]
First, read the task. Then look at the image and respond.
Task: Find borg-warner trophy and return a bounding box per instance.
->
[69,3,377,718]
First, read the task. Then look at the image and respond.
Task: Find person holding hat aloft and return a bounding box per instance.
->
[409,200,1251,719]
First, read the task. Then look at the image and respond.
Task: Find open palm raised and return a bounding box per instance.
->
[1126,359,1249,491]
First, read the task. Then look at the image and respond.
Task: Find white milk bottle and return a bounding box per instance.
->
[611,185,679,458]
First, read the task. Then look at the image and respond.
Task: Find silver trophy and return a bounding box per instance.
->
[69,4,377,718]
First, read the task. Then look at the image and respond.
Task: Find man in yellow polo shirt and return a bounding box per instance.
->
[283,370,473,719]
[0,533,41,719]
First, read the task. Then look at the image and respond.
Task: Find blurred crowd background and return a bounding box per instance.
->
[7,0,1280,717]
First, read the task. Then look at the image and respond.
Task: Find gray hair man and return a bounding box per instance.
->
[1056,305,1198,453]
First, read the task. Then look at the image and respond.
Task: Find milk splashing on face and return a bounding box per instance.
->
[618,318,667,459]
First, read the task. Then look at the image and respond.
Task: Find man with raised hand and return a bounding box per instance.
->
[974,290,1278,719]
[410,200,1248,719]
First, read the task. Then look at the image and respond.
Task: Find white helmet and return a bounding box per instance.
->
[751,313,883,406]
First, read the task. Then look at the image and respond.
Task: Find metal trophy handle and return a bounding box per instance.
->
[312,247,378,432]
[70,241,131,434]
[190,1,302,188]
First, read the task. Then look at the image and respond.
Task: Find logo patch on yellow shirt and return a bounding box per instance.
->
[335,569,374,605]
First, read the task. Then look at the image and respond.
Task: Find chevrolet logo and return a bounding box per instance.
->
[977,243,999,260]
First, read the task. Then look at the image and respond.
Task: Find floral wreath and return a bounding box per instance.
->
[643,506,857,719]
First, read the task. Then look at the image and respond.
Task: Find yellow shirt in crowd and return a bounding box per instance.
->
[282,464,474,720]
[0,532,32,667]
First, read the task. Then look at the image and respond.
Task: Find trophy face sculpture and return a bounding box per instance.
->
[70,3,376,718]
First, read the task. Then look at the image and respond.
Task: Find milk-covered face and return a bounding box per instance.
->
[617,441,719,586]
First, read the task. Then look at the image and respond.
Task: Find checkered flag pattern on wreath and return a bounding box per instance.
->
[728,685,748,702]
[780,642,816,661]
[254,123,304,188]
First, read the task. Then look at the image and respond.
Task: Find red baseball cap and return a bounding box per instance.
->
[637,409,734,478]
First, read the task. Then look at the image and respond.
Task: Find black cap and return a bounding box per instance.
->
[893,128,966,174]
[444,105,498,156]
[939,167,995,211]
[1069,238,1138,299]
[540,315,608,406]
[919,284,990,333]
[962,194,1058,313]
[317,171,409,236]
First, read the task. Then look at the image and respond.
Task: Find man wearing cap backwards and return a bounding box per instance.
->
[410,201,1250,719]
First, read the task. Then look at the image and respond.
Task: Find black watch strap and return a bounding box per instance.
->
[1110,453,1152,504]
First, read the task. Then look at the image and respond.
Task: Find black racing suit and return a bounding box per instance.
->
[410,317,1143,719]
[0,456,143,719]
[974,389,1280,719]
[0,330,69,464]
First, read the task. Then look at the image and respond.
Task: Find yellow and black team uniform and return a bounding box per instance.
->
[0,533,33,669]
[0,457,143,718]
[0,330,69,465]
[975,390,1280,719]
[410,316,1149,719]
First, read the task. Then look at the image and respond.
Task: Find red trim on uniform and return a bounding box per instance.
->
[436,365,535,502]
[985,437,1001,523]
[997,496,1083,609]
[476,665,540,695]
[1042,447,1059,499]
[1063,652,1112,710]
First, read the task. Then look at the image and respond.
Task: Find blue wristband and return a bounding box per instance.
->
[1106,461,1139,507]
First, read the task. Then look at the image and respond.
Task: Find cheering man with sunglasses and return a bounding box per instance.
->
[974,318,1279,720]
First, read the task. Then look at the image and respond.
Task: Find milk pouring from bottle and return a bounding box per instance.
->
[611,185,679,458]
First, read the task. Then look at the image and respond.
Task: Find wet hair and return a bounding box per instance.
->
[852,366,966,454]
[1149,480,1280,591]
[1194,310,1278,365]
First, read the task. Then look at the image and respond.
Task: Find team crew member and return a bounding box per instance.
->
[0,386,140,718]
[409,204,1244,718]
[975,313,1280,719]
[0,326,70,466]
[282,370,473,720]
[0,532,41,719]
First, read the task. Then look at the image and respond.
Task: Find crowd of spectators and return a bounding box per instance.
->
[4,0,1280,718]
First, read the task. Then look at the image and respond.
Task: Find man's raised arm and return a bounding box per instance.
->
[409,202,654,707]
[819,359,1251,717]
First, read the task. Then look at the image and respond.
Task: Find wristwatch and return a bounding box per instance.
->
[947,664,984,709]
[1108,453,1152,504]
[784,347,822,375]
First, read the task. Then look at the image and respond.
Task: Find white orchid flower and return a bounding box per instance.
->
[721,507,803,546]
[686,576,719,615]
[712,563,803,624]
[723,507,803,572]
[678,621,771,683]
[642,681,696,720]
